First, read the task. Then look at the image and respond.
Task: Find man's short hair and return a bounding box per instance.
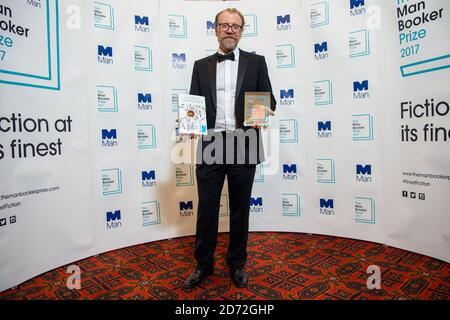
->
[214,8,245,27]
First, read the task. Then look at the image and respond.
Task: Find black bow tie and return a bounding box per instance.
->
[217,52,235,62]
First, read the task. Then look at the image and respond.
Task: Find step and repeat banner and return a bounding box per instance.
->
[0,0,96,291]
[0,0,448,291]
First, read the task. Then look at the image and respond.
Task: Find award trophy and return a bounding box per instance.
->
[244,92,271,127]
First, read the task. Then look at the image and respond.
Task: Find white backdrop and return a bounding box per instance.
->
[0,0,449,292]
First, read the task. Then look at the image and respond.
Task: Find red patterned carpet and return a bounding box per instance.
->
[1,232,449,300]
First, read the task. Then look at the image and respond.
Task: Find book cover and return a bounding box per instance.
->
[178,94,207,135]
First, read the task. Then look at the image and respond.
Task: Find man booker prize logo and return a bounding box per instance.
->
[283,164,298,180]
[320,198,334,216]
[142,170,156,188]
[318,121,332,139]
[350,0,366,16]
[280,89,295,106]
[314,41,328,60]
[353,80,369,99]
[356,164,372,183]
[101,129,117,147]
[97,45,113,64]
[250,197,264,213]
[179,201,194,217]
[279,119,298,143]
[106,210,122,229]
[135,15,149,32]
[138,93,152,110]
[276,14,292,31]
[172,53,187,70]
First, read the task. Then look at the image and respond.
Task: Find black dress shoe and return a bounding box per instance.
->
[230,268,248,288]
[184,269,213,289]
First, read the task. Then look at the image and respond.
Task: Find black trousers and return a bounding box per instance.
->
[194,163,256,272]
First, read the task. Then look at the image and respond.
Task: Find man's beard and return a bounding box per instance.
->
[221,38,238,51]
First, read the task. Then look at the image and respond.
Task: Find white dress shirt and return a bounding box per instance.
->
[215,47,239,131]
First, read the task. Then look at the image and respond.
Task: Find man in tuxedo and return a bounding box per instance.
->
[184,8,276,289]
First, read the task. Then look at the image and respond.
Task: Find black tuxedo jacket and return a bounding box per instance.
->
[189,49,276,165]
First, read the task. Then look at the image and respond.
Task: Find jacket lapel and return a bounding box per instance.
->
[208,54,217,111]
[235,49,249,105]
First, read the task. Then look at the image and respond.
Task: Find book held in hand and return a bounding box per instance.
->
[244,92,271,127]
[178,94,207,135]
